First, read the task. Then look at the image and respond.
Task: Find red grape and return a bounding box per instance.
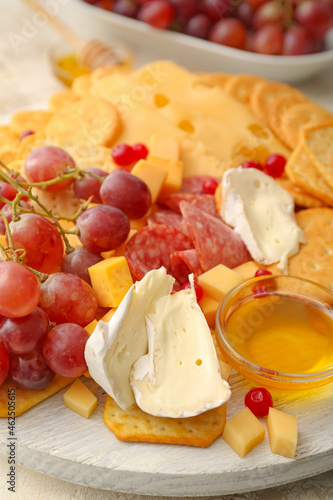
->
[244,0,269,9]
[236,2,254,28]
[265,153,286,177]
[209,18,247,50]
[113,0,139,17]
[132,143,149,162]
[100,170,152,219]
[186,14,212,38]
[252,24,284,54]
[24,146,76,192]
[0,200,31,235]
[0,181,19,209]
[8,213,64,274]
[0,341,10,386]
[73,167,108,203]
[76,205,130,252]
[10,349,55,390]
[111,143,135,166]
[39,272,98,326]
[138,0,175,29]
[43,323,89,378]
[61,247,102,284]
[202,0,231,22]
[245,387,273,417]
[171,0,197,22]
[295,0,332,40]
[283,25,312,55]
[0,261,40,318]
[253,1,286,30]
[0,307,49,354]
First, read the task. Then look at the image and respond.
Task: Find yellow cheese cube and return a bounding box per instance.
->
[84,319,98,336]
[131,160,167,204]
[267,407,298,459]
[233,261,259,280]
[101,307,116,322]
[149,135,180,161]
[198,264,243,303]
[88,256,133,307]
[63,379,97,419]
[222,407,266,458]
[200,295,219,328]
[148,155,183,196]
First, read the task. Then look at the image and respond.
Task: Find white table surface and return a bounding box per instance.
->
[0,1,333,499]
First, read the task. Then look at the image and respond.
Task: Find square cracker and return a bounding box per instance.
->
[103,395,226,448]
[288,208,333,291]
[0,375,74,417]
[303,122,333,190]
[285,142,333,207]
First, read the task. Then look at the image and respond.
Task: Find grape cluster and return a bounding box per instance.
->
[83,0,333,55]
[0,140,152,390]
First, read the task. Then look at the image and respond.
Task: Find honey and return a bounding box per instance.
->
[53,54,88,87]
[225,294,333,376]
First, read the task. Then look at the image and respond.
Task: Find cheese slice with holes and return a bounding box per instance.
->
[84,267,174,410]
[130,287,231,418]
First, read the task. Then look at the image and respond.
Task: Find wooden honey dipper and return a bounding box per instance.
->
[22,0,133,70]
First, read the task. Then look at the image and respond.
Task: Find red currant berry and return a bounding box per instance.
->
[255,269,273,278]
[180,281,203,302]
[19,130,35,141]
[132,143,149,162]
[202,178,219,195]
[264,154,286,178]
[245,387,273,417]
[241,160,264,171]
[111,144,135,166]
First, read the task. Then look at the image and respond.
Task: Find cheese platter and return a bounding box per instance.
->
[0,55,333,496]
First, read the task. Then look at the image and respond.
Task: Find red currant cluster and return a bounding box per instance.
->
[83,0,333,55]
[241,153,287,178]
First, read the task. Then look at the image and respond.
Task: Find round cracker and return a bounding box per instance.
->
[279,102,333,150]
[223,74,266,106]
[249,81,306,124]
[10,110,53,136]
[288,208,333,291]
[269,94,309,144]
[48,89,80,112]
[45,97,121,147]
[72,74,92,98]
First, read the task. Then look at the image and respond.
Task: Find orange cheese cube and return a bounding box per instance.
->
[198,264,243,303]
[233,261,259,280]
[199,295,219,328]
[148,155,183,196]
[101,308,117,322]
[101,229,137,259]
[267,407,298,459]
[88,256,133,307]
[222,407,266,458]
[131,160,167,204]
[84,319,98,336]
[63,379,97,419]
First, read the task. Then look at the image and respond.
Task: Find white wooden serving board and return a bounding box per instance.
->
[1,372,332,496]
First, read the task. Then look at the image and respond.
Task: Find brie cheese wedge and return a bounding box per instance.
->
[221,167,306,273]
[130,287,231,418]
[84,267,174,409]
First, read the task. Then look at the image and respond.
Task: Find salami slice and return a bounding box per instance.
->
[159,193,200,213]
[170,249,203,283]
[191,195,220,218]
[125,224,194,280]
[180,175,220,194]
[180,201,251,272]
[147,209,184,233]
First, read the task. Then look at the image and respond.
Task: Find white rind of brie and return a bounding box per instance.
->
[130,287,231,418]
[221,167,306,273]
[84,267,175,410]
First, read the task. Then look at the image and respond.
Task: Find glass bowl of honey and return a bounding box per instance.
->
[216,275,333,391]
